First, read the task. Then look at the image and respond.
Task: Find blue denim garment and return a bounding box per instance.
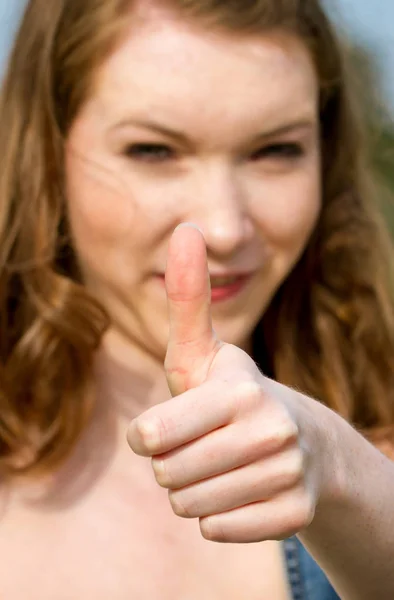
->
[283,537,341,600]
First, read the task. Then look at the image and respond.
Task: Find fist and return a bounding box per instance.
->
[127,224,324,543]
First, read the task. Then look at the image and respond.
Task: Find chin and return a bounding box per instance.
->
[212,316,259,352]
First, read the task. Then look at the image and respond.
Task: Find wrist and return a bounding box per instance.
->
[304,396,379,529]
[302,395,352,513]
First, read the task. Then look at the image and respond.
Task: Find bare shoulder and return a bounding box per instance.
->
[376,439,394,461]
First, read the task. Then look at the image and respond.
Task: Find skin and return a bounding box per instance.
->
[129,223,328,543]
[68,8,394,598]
[128,223,394,600]
[3,6,394,600]
[65,10,321,382]
[0,11,320,599]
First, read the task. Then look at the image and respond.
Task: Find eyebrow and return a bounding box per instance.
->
[111,115,317,144]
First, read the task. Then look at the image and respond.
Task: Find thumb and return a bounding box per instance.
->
[164,223,222,396]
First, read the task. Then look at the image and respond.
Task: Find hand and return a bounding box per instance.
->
[127,223,332,543]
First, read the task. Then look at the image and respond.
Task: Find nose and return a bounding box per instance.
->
[187,161,254,257]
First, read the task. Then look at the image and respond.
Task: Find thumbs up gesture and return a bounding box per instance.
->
[128,224,333,543]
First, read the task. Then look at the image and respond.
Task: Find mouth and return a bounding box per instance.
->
[209,274,253,303]
[157,272,254,303]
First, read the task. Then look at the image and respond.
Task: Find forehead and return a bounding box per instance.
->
[90,9,318,131]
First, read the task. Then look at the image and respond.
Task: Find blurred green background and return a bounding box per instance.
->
[349,43,394,236]
[375,127,394,236]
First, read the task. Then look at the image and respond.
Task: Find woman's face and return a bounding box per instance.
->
[65,8,321,358]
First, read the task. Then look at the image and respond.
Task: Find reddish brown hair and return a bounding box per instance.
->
[0,0,393,476]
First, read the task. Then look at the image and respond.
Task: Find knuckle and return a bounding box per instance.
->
[272,413,299,446]
[230,379,264,421]
[248,420,299,460]
[292,490,316,531]
[132,413,169,455]
[263,449,305,493]
[284,449,305,484]
[265,416,299,455]
[274,489,315,539]
[231,387,299,458]
[150,414,171,451]
[168,490,194,518]
[199,516,227,542]
[151,458,173,488]
[230,380,263,417]
[233,380,262,405]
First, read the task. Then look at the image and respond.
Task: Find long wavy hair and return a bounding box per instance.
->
[0,0,393,477]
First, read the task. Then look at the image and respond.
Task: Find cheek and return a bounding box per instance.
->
[250,167,321,251]
[64,149,182,288]
[65,151,139,246]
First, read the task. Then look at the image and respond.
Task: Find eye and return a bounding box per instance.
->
[250,143,304,161]
[123,143,175,163]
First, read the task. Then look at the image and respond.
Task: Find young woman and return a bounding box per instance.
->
[0,0,393,598]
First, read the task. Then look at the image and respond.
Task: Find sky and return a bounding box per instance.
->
[327,0,394,111]
[0,0,393,110]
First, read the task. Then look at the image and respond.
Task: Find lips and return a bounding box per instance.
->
[209,274,252,302]
[156,271,254,303]
[210,275,242,287]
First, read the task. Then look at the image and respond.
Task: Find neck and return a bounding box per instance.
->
[94,327,172,423]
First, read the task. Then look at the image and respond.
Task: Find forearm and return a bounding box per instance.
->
[299,405,394,600]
